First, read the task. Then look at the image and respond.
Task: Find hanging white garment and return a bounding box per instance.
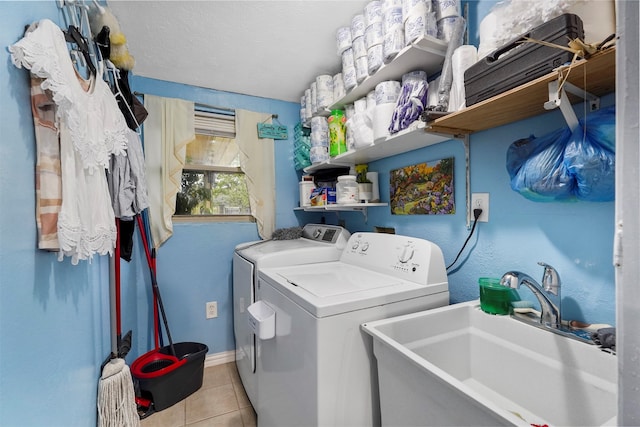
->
[10,19,128,263]
[9,19,127,173]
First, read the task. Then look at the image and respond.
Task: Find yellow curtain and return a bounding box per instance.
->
[143,95,195,248]
[236,110,275,239]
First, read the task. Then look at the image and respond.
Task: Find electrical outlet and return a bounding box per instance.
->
[206,301,218,319]
[471,193,489,222]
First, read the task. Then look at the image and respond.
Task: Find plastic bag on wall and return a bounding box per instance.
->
[506,105,615,202]
[506,127,576,202]
[564,106,615,201]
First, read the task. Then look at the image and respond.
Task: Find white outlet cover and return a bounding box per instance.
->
[471,193,489,222]
[206,301,218,319]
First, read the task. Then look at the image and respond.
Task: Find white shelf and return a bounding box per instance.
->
[296,202,387,212]
[296,202,388,221]
[303,120,451,173]
[302,35,448,173]
[330,35,447,109]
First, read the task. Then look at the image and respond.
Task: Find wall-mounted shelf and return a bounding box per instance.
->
[330,36,447,109]
[295,202,388,221]
[305,35,447,122]
[304,120,451,173]
[427,47,616,135]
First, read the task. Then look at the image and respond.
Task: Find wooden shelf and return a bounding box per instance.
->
[427,47,616,135]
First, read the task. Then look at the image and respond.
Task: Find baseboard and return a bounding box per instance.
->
[204,350,236,367]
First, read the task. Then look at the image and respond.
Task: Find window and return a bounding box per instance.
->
[174,109,253,221]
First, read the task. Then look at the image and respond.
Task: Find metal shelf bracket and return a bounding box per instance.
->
[544,80,600,131]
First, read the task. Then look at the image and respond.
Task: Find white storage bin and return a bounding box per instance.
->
[247,301,275,340]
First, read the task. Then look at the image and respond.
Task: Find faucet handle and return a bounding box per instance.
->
[538,262,560,295]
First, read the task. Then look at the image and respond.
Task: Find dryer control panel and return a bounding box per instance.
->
[341,233,447,286]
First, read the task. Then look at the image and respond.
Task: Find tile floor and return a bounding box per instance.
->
[140,362,256,427]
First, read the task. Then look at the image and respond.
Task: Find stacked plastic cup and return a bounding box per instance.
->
[434,0,464,43]
[333,73,346,102]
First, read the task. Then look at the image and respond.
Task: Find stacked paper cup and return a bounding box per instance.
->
[403,0,437,45]
[373,80,401,140]
[333,73,346,102]
[448,45,478,112]
[315,74,334,112]
[382,0,404,63]
[364,0,384,75]
[309,116,329,164]
[345,103,356,151]
[349,96,374,148]
[434,0,464,43]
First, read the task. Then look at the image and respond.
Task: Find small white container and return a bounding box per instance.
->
[247,301,276,340]
[337,175,359,204]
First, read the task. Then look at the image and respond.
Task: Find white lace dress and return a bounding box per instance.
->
[10,19,128,264]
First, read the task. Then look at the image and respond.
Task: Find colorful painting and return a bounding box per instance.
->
[390,158,455,215]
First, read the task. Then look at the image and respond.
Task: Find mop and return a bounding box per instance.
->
[98,218,140,427]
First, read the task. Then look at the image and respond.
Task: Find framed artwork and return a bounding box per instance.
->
[390,157,455,215]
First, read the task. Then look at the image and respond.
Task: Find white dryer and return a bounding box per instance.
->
[255,232,449,427]
[233,224,350,407]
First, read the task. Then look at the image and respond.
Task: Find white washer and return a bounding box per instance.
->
[255,232,449,427]
[233,224,350,407]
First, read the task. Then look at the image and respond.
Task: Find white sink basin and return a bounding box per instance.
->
[362,301,617,426]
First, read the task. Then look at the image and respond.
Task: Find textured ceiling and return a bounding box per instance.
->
[107,0,370,103]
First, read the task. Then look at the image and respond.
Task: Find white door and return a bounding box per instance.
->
[614,1,640,423]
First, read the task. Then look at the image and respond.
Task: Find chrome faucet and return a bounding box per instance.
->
[500,262,561,329]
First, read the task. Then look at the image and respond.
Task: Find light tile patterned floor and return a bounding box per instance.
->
[140,362,256,427]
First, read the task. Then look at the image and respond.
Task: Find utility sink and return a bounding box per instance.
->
[362,301,617,426]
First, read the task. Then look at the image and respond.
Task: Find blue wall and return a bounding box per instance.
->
[0,1,616,426]
[122,76,301,362]
[332,95,615,326]
[1,2,111,426]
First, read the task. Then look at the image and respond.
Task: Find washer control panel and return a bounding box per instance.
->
[341,232,446,285]
[302,224,350,247]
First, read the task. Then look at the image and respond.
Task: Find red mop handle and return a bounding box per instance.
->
[136,214,160,349]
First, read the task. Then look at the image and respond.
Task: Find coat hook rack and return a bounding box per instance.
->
[544,79,600,132]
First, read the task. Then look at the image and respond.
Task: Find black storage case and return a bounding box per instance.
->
[134,342,208,412]
[464,13,584,107]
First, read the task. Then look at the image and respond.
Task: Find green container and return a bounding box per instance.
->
[328,110,347,157]
[479,277,513,315]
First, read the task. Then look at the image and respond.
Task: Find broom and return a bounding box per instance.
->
[98,218,140,426]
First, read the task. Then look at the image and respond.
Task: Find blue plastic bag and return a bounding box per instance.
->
[506,127,576,202]
[563,106,615,201]
[506,106,615,202]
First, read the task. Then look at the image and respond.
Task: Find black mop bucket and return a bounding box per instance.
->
[131,342,208,412]
[132,215,208,415]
